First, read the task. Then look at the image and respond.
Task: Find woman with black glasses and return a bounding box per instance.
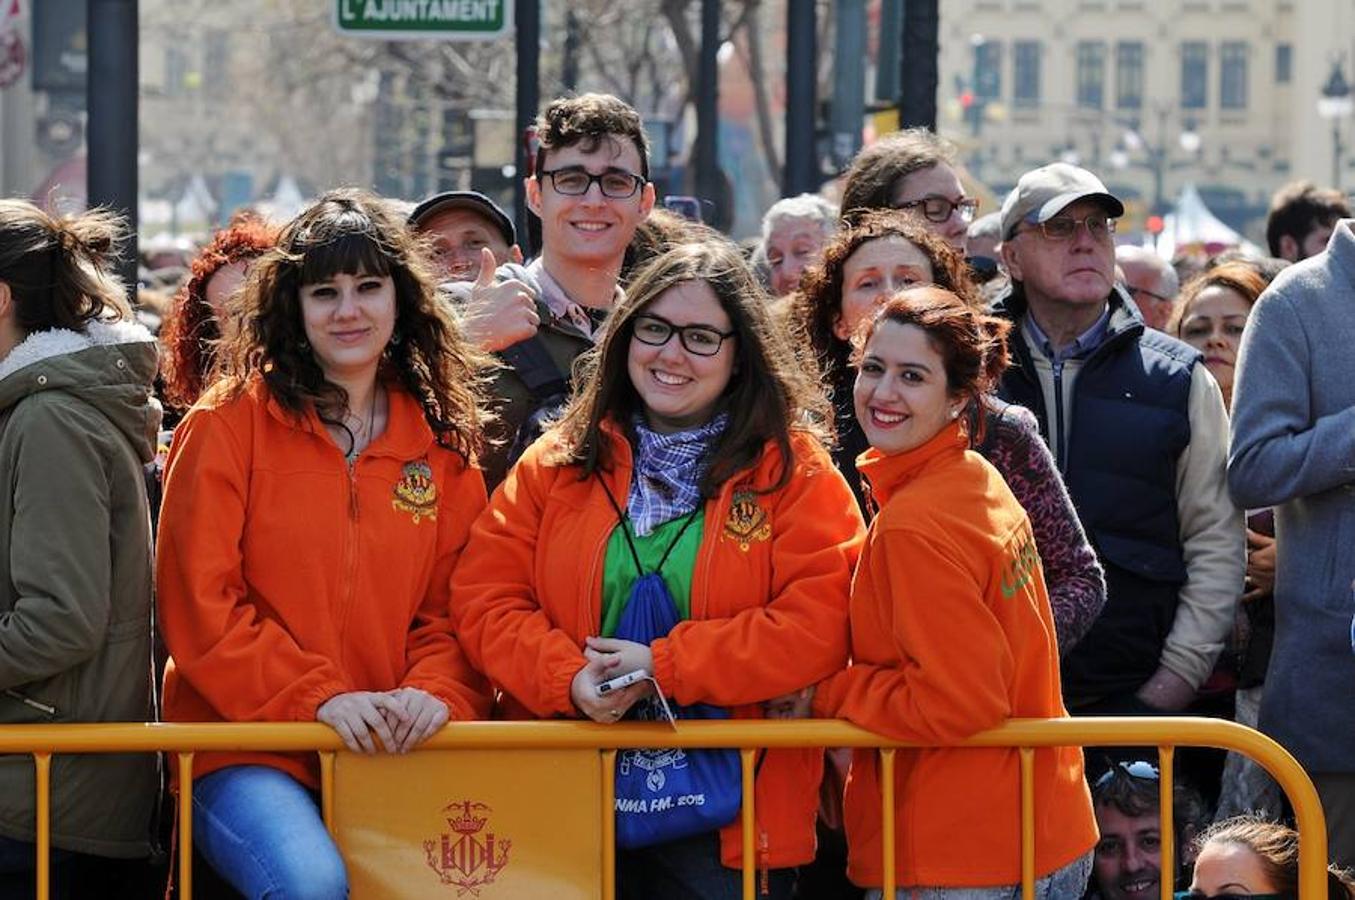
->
[452,240,864,898]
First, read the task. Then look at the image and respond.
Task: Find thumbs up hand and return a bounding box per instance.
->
[458,247,541,352]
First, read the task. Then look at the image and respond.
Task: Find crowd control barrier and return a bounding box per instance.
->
[0,716,1327,899]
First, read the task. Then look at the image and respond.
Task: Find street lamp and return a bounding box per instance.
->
[1318,58,1353,188]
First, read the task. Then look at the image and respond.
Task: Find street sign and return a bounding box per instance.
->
[334,0,513,41]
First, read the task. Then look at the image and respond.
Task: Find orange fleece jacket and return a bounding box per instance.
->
[813,422,1097,888]
[157,380,492,787]
[451,420,865,868]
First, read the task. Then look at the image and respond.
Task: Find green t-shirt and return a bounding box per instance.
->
[599,511,706,637]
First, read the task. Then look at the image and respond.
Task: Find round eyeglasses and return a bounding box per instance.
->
[895,195,979,224]
[631,314,735,357]
[539,166,647,199]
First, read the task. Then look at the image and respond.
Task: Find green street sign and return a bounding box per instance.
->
[334,0,513,41]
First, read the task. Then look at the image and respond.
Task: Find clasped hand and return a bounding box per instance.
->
[316,688,449,754]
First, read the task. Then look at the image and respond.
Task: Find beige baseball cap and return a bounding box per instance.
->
[999,163,1125,239]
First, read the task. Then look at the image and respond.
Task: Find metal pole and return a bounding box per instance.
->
[875,0,902,104]
[562,9,581,92]
[693,0,721,217]
[898,0,939,130]
[86,0,138,294]
[830,0,866,173]
[783,0,818,195]
[514,0,540,254]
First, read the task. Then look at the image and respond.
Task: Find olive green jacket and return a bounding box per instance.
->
[0,319,158,858]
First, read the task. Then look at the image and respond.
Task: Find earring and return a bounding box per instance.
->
[950,408,961,420]
[298,338,310,352]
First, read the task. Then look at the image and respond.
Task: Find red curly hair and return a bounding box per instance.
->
[160,212,278,410]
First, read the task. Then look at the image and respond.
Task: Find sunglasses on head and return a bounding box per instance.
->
[1174,892,1291,900]
[1094,759,1159,789]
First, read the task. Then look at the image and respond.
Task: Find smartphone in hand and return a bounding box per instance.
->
[596,668,649,696]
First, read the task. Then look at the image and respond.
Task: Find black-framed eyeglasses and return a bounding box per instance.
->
[538,166,647,199]
[1019,213,1117,242]
[895,195,979,224]
[1093,759,1159,790]
[631,313,736,357]
[1174,892,1291,900]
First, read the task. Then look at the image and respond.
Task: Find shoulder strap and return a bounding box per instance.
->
[595,472,701,578]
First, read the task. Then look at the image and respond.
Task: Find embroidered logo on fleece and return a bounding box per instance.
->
[1000,535,1040,599]
[392,459,438,524]
[723,489,771,551]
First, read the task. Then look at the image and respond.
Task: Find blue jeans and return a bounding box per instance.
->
[617,830,796,899]
[0,835,76,900]
[863,850,1094,900]
[193,765,348,900]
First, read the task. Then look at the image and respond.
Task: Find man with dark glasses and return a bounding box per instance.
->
[449,92,656,489]
[1088,761,1209,900]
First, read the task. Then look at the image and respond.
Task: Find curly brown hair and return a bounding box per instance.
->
[546,240,831,495]
[535,93,650,180]
[160,212,278,410]
[216,189,488,460]
[793,210,979,368]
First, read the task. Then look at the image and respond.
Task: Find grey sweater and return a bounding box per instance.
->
[1229,219,1355,773]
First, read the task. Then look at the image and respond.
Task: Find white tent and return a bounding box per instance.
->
[256,176,308,222]
[1155,184,1261,258]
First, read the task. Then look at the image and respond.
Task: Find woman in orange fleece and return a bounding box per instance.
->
[452,240,864,898]
[810,287,1097,898]
[156,190,492,899]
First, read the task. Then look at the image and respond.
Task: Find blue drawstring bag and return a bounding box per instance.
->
[599,481,743,850]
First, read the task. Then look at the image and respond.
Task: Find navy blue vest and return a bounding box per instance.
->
[994,288,1201,699]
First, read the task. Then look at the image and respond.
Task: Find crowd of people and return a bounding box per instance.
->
[1,89,1353,899]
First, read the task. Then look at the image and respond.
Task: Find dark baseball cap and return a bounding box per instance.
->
[999,163,1125,240]
[408,191,516,247]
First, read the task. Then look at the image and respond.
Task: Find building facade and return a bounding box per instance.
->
[936,0,1355,237]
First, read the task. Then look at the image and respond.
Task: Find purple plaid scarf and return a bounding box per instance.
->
[627,412,729,537]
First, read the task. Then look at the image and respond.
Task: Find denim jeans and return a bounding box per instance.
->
[617,830,797,900]
[863,850,1094,900]
[192,765,348,900]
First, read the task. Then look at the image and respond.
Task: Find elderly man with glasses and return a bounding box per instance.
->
[1116,244,1182,332]
[991,163,1244,725]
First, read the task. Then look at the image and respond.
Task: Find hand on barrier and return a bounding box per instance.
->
[383,687,450,754]
[317,691,411,754]
[763,686,815,719]
[459,247,541,352]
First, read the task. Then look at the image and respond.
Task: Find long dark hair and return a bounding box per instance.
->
[547,240,831,495]
[0,199,131,333]
[216,189,488,459]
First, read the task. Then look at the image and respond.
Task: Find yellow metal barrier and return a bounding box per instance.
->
[0,716,1327,899]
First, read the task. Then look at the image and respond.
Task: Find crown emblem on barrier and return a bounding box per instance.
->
[424,800,511,895]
